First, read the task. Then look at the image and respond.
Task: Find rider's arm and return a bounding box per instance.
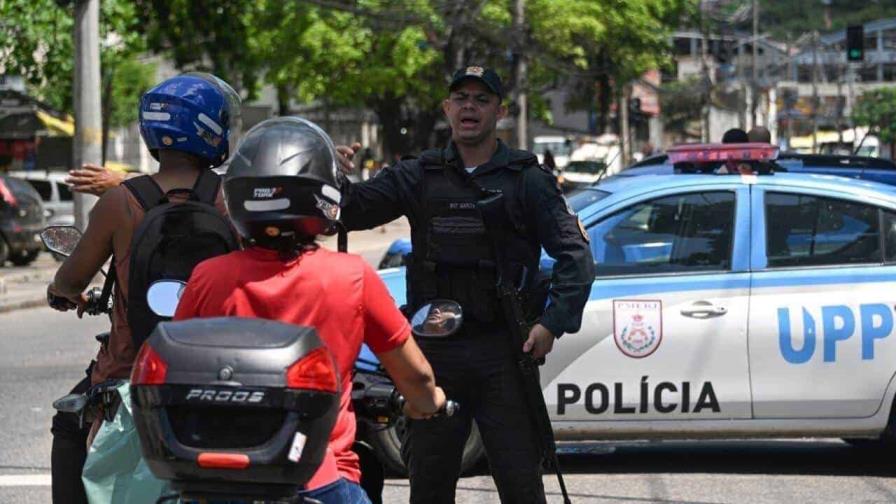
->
[377,336,444,417]
[51,188,122,299]
[360,262,444,416]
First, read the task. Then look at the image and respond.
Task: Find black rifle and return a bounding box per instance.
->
[476,189,572,504]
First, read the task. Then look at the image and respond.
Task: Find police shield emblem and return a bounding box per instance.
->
[613,300,662,358]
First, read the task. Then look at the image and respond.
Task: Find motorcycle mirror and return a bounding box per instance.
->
[40,225,82,257]
[146,280,186,318]
[410,300,463,339]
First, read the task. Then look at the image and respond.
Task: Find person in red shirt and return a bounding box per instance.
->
[174,116,445,503]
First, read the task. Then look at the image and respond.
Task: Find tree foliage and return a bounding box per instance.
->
[2,0,693,157]
[0,0,154,129]
[131,0,262,98]
[852,88,896,145]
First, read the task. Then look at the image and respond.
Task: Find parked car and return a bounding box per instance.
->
[366,143,896,472]
[0,174,46,266]
[558,159,608,190]
[8,171,74,226]
[377,238,411,269]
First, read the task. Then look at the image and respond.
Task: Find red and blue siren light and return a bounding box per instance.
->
[667,143,779,164]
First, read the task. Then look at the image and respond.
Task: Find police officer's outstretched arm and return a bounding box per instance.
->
[338,146,419,231]
[524,166,596,340]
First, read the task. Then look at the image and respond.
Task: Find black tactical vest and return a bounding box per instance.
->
[406,147,544,324]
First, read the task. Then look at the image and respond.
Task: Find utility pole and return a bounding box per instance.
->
[811,31,819,154]
[751,0,759,128]
[847,61,856,146]
[620,85,630,167]
[73,0,102,230]
[512,0,528,150]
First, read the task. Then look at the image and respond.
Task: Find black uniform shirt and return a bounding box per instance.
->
[341,140,595,337]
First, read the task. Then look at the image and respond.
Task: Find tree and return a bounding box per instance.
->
[852,88,896,158]
[274,0,692,156]
[0,0,155,162]
[0,0,75,112]
[661,76,706,141]
[131,0,264,98]
[3,0,693,161]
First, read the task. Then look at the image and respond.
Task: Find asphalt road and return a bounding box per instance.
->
[3,218,896,503]
[4,306,896,503]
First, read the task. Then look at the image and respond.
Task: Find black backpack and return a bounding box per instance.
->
[122,170,239,348]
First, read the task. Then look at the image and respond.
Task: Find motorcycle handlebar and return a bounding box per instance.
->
[47,287,110,315]
[394,394,459,418]
[354,375,458,420]
[82,287,110,316]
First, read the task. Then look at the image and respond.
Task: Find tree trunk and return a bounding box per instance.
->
[512,0,527,149]
[372,94,408,163]
[411,109,439,152]
[100,65,114,166]
[598,73,611,134]
[277,84,290,116]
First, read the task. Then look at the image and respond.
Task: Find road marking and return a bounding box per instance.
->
[0,474,51,487]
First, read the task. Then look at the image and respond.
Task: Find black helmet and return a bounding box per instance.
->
[223,117,345,245]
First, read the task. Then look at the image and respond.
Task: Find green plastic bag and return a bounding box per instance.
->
[82,381,170,504]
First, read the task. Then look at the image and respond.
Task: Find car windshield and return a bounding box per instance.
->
[567,188,611,213]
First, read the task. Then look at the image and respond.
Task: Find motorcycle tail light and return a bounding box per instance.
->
[197,452,250,470]
[285,347,338,393]
[131,343,168,385]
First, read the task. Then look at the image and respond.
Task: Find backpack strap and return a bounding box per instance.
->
[97,257,117,323]
[123,175,165,211]
[191,170,221,205]
[123,172,221,208]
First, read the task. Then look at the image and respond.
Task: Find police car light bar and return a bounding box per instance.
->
[667,143,779,164]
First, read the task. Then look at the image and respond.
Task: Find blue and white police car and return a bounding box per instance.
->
[369,143,896,472]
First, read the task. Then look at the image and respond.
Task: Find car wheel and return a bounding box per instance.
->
[845,394,896,450]
[9,249,39,266]
[0,237,9,266]
[843,438,887,450]
[369,416,486,476]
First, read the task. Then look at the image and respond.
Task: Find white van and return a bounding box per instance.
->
[532,136,571,169]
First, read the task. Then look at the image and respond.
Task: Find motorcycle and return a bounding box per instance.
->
[44,225,458,503]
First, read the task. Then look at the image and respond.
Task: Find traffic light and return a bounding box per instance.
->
[846,25,864,62]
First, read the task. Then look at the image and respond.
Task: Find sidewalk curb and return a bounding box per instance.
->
[0,296,47,314]
[0,226,406,315]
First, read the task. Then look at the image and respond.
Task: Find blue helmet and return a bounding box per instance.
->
[138,72,241,168]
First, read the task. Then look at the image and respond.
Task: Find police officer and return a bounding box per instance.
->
[338,66,594,503]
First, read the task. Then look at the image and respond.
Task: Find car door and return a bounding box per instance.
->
[749,186,896,418]
[544,184,753,422]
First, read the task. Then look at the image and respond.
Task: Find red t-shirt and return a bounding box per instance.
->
[173,246,409,490]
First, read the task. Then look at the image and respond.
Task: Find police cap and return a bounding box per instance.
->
[449,66,504,99]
